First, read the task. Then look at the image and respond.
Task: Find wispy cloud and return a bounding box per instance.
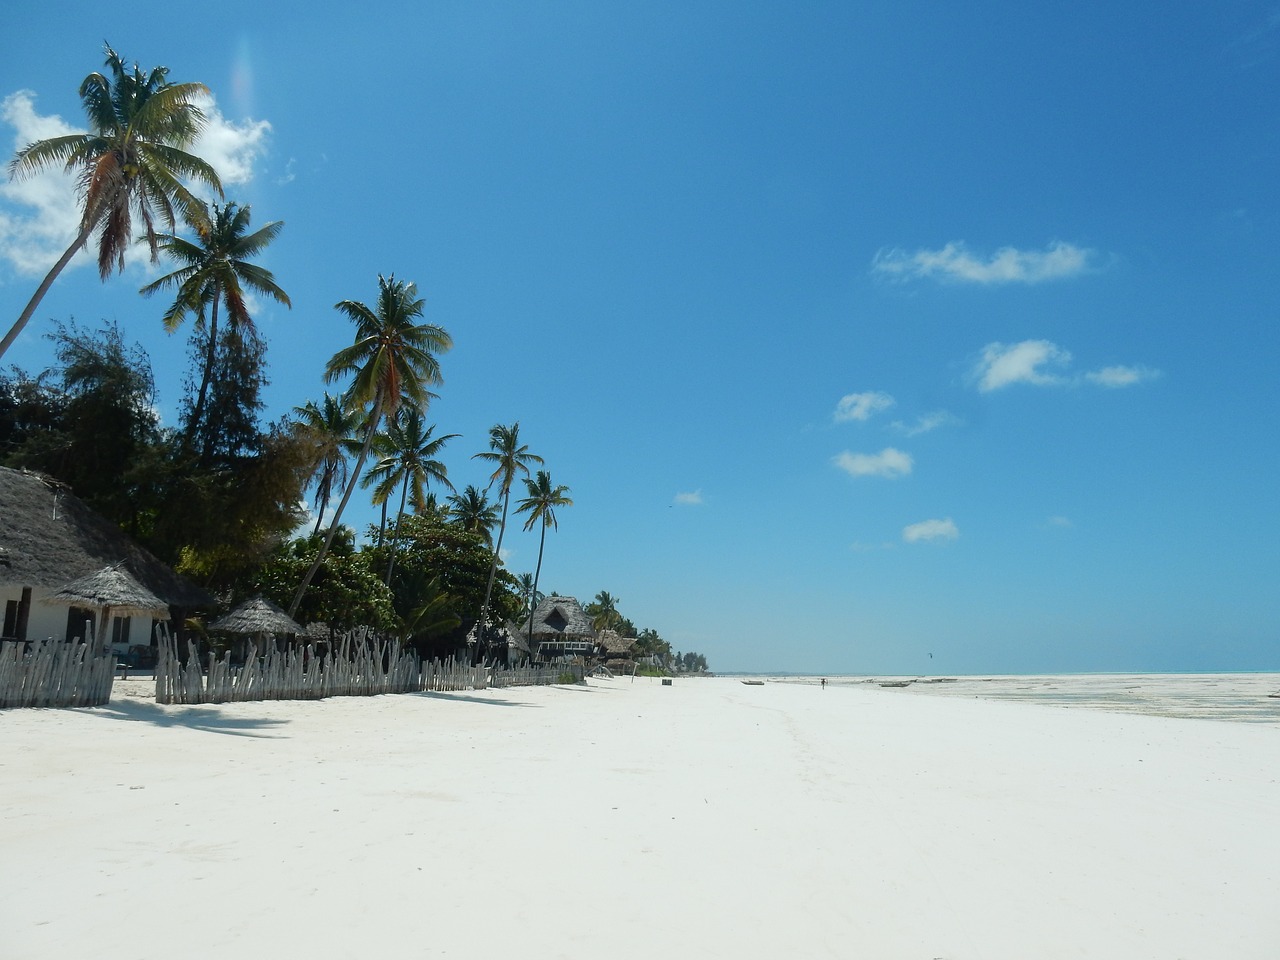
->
[834,390,895,423]
[833,448,913,479]
[1084,365,1161,388]
[903,518,959,543]
[673,489,704,506]
[973,340,1071,392]
[872,241,1095,285]
[972,340,1161,393]
[0,90,271,278]
[891,410,961,436]
[1044,515,1072,529]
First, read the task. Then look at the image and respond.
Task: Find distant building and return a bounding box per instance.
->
[516,595,598,661]
[0,467,212,655]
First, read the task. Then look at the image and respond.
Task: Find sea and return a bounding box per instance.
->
[765,673,1280,725]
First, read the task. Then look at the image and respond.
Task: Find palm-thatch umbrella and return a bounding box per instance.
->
[44,562,170,643]
[208,596,304,652]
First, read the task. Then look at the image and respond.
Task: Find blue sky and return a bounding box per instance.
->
[2,2,1277,674]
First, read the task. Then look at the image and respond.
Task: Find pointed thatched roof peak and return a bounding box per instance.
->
[45,563,170,616]
[517,595,597,640]
[208,596,304,636]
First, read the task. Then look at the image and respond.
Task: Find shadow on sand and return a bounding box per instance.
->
[78,698,290,738]
[412,690,537,707]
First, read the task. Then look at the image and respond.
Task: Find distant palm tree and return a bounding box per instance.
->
[362,407,458,582]
[293,393,362,535]
[472,423,542,658]
[588,590,621,633]
[288,274,450,618]
[2,44,222,359]
[514,470,573,648]
[140,200,289,459]
[446,484,500,546]
[515,571,543,620]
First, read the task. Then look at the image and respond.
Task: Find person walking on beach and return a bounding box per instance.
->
[821,677,826,689]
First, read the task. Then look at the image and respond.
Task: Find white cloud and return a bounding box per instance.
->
[973,340,1072,392]
[191,94,271,188]
[903,518,959,543]
[0,91,87,276]
[674,490,703,506]
[1045,515,1072,529]
[0,90,271,277]
[833,447,913,479]
[872,241,1095,285]
[891,410,960,436]
[1084,365,1161,388]
[834,390,894,423]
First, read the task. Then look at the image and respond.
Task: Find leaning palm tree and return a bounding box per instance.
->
[514,470,573,648]
[287,274,451,618]
[2,43,222,359]
[446,484,500,546]
[362,407,459,583]
[293,393,362,535]
[472,423,542,659]
[140,200,289,457]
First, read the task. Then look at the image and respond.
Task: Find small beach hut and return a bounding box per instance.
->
[208,597,305,660]
[44,563,171,646]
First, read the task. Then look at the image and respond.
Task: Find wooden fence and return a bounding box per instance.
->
[155,626,583,705]
[0,625,115,709]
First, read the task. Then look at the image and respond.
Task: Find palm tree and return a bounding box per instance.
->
[514,470,573,648]
[293,393,362,535]
[514,571,543,620]
[588,590,621,633]
[446,485,500,546]
[287,274,451,618]
[140,200,289,458]
[2,43,222,359]
[362,407,458,583]
[471,423,542,659]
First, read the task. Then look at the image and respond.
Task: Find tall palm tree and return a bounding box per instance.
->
[514,470,573,648]
[446,485,500,546]
[293,393,362,535]
[140,200,289,458]
[472,423,542,658]
[362,407,458,583]
[2,43,222,359]
[287,274,451,618]
[514,571,543,621]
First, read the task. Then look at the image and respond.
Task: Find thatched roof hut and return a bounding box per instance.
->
[208,597,304,637]
[0,467,211,608]
[597,629,637,658]
[46,564,171,618]
[517,596,597,659]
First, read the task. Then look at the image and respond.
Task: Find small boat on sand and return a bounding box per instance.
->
[740,680,765,686]
[878,680,913,688]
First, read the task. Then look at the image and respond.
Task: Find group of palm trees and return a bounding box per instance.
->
[2,43,577,641]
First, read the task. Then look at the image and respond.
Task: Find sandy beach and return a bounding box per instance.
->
[3,675,1277,959]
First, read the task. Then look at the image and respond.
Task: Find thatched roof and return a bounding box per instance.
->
[45,563,170,617]
[597,629,637,656]
[208,597,304,636]
[0,467,211,608]
[517,596,597,640]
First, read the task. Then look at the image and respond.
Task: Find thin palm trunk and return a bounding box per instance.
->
[288,397,383,618]
[0,221,95,360]
[527,521,547,649]
[384,472,411,584]
[186,282,222,460]
[476,489,512,662]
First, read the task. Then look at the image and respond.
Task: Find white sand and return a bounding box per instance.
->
[3,676,1277,959]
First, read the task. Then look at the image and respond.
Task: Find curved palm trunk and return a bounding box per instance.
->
[384,472,411,584]
[185,283,222,461]
[288,397,383,619]
[0,222,95,360]
[475,488,512,664]
[527,520,548,651]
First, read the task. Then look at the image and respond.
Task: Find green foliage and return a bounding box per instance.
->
[557,669,580,685]
[244,531,397,635]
